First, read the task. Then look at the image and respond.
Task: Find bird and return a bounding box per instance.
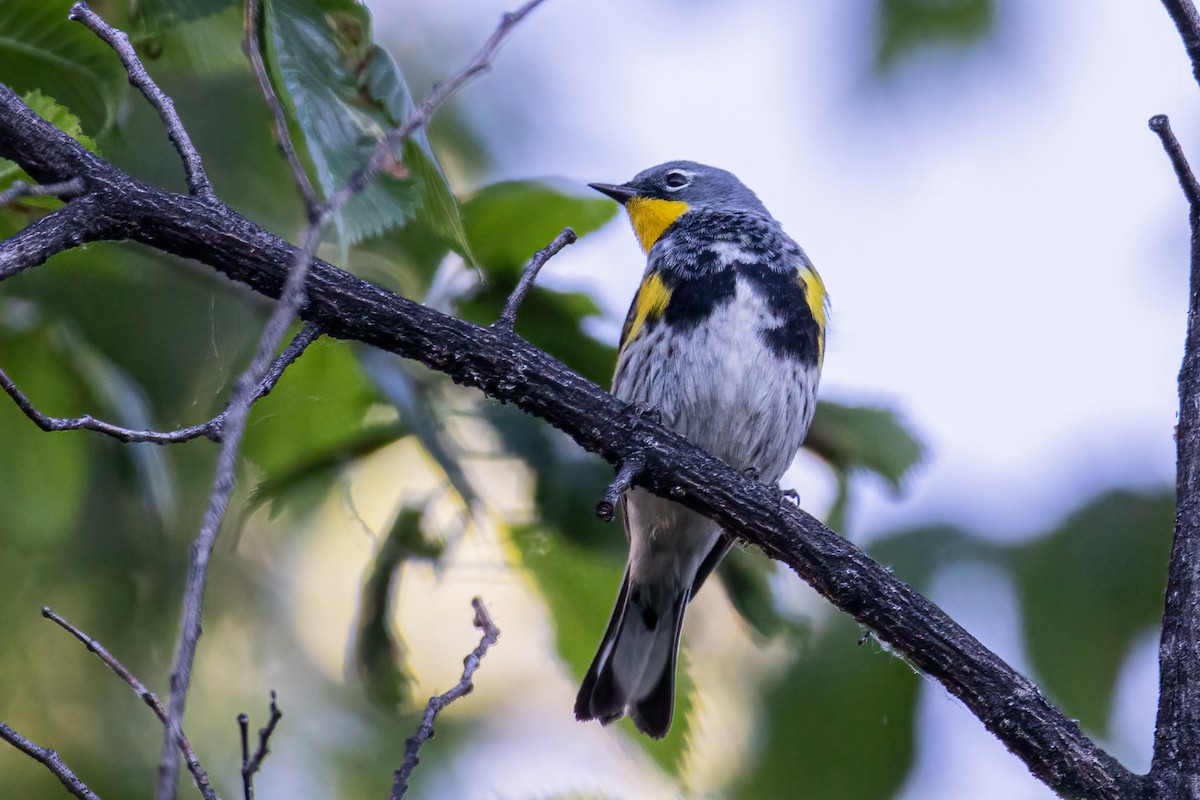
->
[574,161,828,739]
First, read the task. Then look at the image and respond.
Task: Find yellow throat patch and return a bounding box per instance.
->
[625,197,690,252]
[798,265,828,363]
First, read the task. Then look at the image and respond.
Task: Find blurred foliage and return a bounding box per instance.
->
[0,1,1169,800]
[873,0,995,72]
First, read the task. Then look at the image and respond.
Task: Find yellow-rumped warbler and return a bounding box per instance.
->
[575,161,827,738]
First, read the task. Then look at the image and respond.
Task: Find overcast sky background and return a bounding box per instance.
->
[362,2,1196,796]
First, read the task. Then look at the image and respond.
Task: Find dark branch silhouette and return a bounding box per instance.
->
[238,692,282,800]
[389,598,501,800]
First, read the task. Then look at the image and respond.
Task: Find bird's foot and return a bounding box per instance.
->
[629,400,662,424]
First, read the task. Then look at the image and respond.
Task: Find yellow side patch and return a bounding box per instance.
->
[798,265,828,363]
[621,271,672,348]
[625,197,689,253]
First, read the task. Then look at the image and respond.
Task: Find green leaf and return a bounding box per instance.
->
[261,0,469,250]
[805,401,924,491]
[716,546,792,641]
[870,489,1175,737]
[242,335,381,508]
[0,0,128,133]
[874,0,995,72]
[462,179,619,280]
[0,316,90,546]
[354,508,442,709]
[358,348,480,511]
[733,615,919,800]
[53,323,176,523]
[459,283,617,387]
[1012,489,1173,736]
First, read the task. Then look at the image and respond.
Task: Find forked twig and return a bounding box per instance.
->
[389,598,500,800]
[238,692,282,800]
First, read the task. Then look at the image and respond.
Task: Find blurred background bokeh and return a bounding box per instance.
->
[0,1,1192,798]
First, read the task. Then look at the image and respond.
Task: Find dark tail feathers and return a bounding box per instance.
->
[574,571,688,739]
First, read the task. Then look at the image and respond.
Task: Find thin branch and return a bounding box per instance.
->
[0,323,320,445]
[40,608,218,800]
[0,722,102,800]
[1161,0,1200,89]
[68,2,213,199]
[0,178,84,207]
[1150,113,1200,786]
[1150,115,1200,208]
[242,0,317,217]
[238,692,282,800]
[0,201,105,281]
[389,598,500,800]
[493,227,577,330]
[596,453,644,522]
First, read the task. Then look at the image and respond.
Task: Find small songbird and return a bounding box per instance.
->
[575,161,828,738]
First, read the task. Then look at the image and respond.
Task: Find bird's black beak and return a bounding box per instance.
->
[588,182,636,204]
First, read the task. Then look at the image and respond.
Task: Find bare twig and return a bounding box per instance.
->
[68,2,213,199]
[1150,110,1200,790]
[596,453,644,522]
[156,263,315,799]
[493,227,577,330]
[1161,0,1200,89]
[155,3,546,794]
[0,722,102,800]
[0,178,84,207]
[1150,115,1200,208]
[0,323,320,445]
[389,598,500,800]
[238,692,282,800]
[242,0,317,217]
[40,608,219,800]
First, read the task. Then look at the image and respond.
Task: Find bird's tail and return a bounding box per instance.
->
[574,570,688,739]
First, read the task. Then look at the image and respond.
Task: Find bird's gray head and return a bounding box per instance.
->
[589,161,768,252]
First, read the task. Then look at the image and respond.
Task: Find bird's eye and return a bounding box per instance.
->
[664,171,690,189]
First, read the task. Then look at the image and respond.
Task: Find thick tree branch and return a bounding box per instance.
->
[389,598,500,800]
[1149,111,1200,795]
[40,608,218,800]
[0,82,1142,799]
[0,722,101,800]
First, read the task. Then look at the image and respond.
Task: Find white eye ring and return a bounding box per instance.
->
[664,171,691,190]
